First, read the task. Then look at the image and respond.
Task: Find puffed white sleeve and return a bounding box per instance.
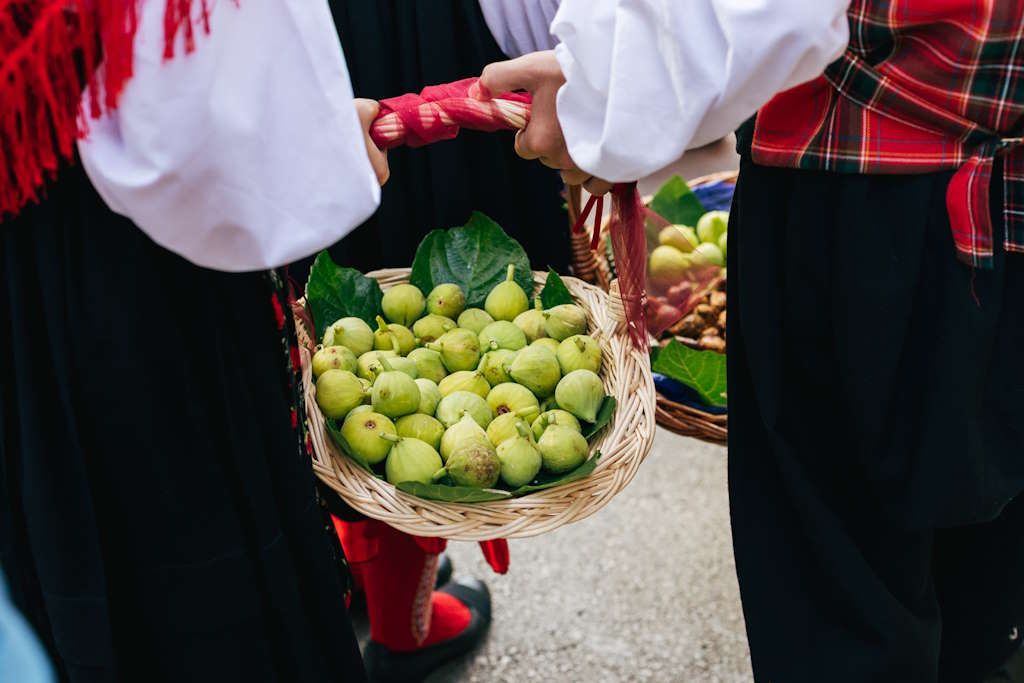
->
[77,0,380,272]
[478,0,561,57]
[551,0,851,182]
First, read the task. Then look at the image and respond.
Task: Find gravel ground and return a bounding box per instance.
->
[353,428,753,682]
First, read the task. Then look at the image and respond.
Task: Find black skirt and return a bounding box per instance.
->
[727,152,1024,681]
[0,163,365,682]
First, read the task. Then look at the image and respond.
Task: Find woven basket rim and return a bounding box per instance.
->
[300,268,657,540]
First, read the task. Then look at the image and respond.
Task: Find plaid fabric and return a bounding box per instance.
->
[751,0,1024,268]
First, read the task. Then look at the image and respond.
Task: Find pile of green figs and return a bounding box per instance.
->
[312,265,606,490]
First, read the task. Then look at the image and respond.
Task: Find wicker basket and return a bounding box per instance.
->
[300,269,656,541]
[567,171,737,447]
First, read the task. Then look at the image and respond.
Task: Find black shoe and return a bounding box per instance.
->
[985,630,1024,683]
[349,554,454,616]
[362,577,492,683]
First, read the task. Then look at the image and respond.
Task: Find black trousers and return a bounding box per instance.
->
[728,155,1024,682]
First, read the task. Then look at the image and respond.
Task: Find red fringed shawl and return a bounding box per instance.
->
[0,0,210,220]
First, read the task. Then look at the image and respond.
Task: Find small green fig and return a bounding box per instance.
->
[659,224,699,253]
[696,210,728,244]
[414,378,442,415]
[348,404,374,417]
[507,344,561,398]
[444,439,501,488]
[370,355,417,381]
[538,425,589,473]
[531,409,582,440]
[371,358,421,418]
[543,304,587,341]
[395,414,445,452]
[374,316,417,355]
[539,395,561,413]
[485,264,529,321]
[497,423,543,487]
[554,369,605,423]
[407,348,448,384]
[358,378,373,402]
[381,283,425,327]
[315,369,368,419]
[323,317,375,356]
[435,391,492,429]
[439,412,490,462]
[426,283,467,319]
[357,350,397,382]
[382,433,443,486]
[486,383,540,423]
[718,231,728,260]
[478,320,527,352]
[477,349,517,386]
[456,308,494,335]
[649,245,691,291]
[486,410,535,448]
[530,338,560,356]
[438,370,490,399]
[427,329,481,372]
[412,314,456,343]
[691,242,725,267]
[312,345,358,378]
[340,411,396,465]
[556,335,602,375]
[513,299,547,342]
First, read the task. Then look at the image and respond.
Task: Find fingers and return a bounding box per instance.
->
[476,50,561,98]
[355,98,390,186]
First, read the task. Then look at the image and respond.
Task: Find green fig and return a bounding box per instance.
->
[373,355,417,380]
[414,378,442,415]
[554,369,605,423]
[538,425,589,473]
[348,404,374,417]
[382,434,443,486]
[312,345,358,378]
[381,284,426,327]
[556,335,602,375]
[497,423,543,487]
[412,314,456,343]
[530,338,560,355]
[691,242,725,267]
[486,383,540,423]
[718,231,728,260]
[531,409,582,440]
[340,411,396,465]
[486,410,535,448]
[649,245,691,291]
[323,317,375,356]
[543,304,587,341]
[507,344,561,398]
[539,395,561,413]
[439,412,490,462]
[484,264,529,321]
[438,370,490,399]
[357,350,397,382]
[435,391,492,429]
[444,439,501,488]
[456,308,494,335]
[426,329,481,372]
[315,369,368,419]
[513,299,547,342]
[407,348,448,384]
[696,210,728,244]
[477,349,517,386]
[477,320,527,352]
[659,224,699,253]
[395,414,445,452]
[374,315,417,355]
[426,283,467,319]
[371,358,421,418]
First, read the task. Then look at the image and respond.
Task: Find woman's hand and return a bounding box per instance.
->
[476,51,612,195]
[355,98,390,186]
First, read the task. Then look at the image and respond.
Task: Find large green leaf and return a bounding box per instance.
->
[396,481,513,503]
[651,340,727,406]
[538,268,575,308]
[649,175,706,227]
[409,212,533,308]
[306,251,383,342]
[582,396,616,440]
[508,451,601,496]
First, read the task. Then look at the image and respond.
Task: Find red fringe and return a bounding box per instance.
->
[608,183,650,351]
[0,0,210,221]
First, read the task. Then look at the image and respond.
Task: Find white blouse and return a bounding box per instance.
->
[78,0,380,272]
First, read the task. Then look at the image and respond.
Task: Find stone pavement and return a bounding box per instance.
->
[353,428,753,682]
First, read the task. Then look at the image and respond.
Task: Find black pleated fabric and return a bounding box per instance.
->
[727,153,1024,682]
[0,163,366,682]
[290,0,568,281]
